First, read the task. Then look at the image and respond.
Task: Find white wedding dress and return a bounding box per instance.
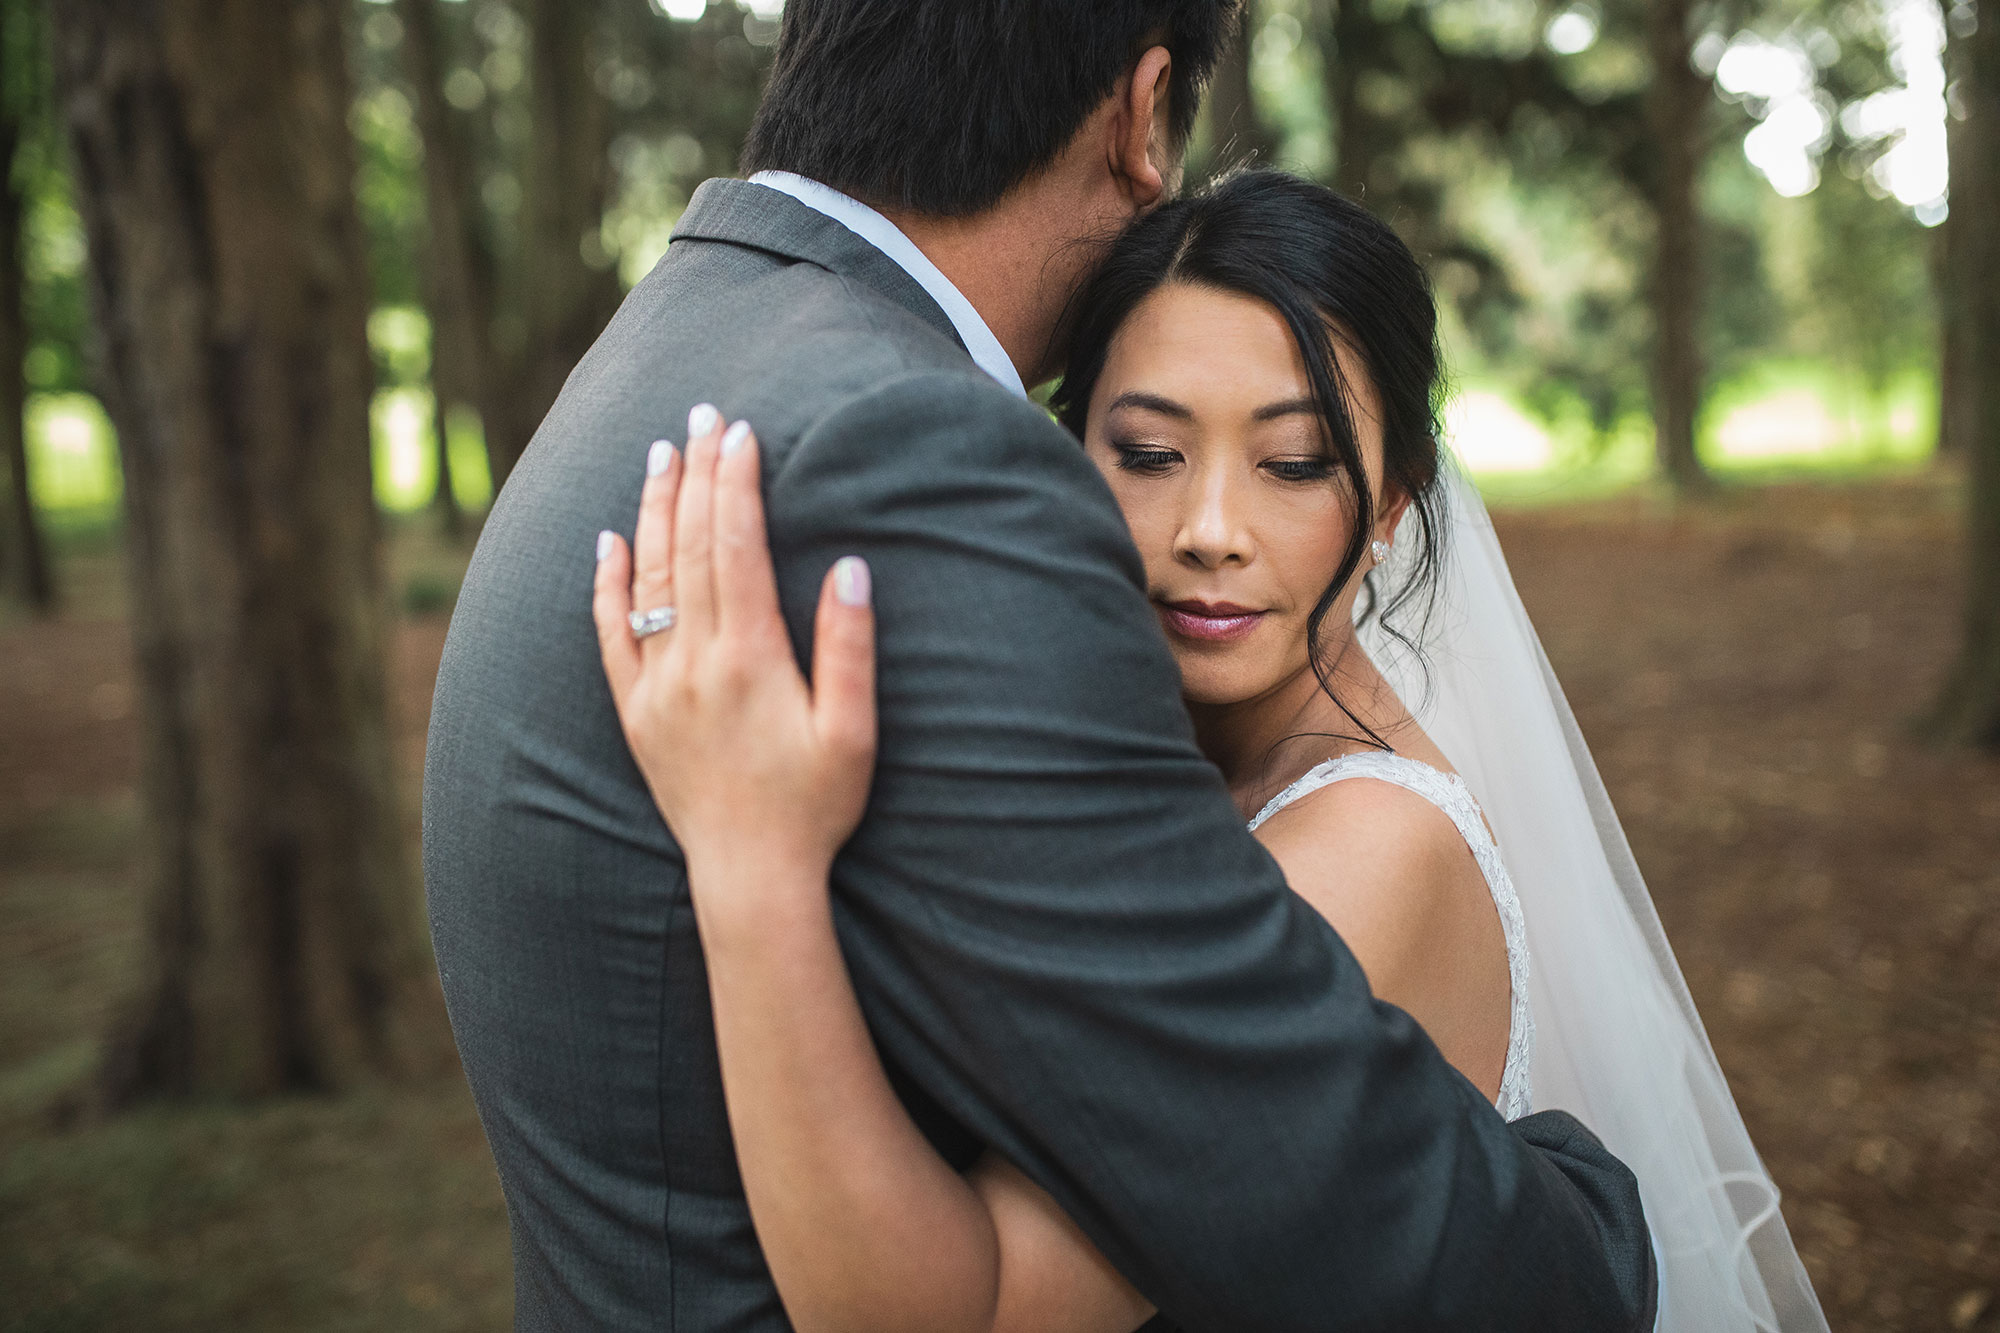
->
[1248,750,1535,1122]
[1323,462,1829,1332]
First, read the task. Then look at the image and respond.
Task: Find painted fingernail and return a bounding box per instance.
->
[596,530,615,562]
[647,439,674,478]
[833,556,870,607]
[688,403,721,439]
[721,420,752,457]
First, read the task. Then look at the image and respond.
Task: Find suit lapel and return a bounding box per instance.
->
[670,177,968,355]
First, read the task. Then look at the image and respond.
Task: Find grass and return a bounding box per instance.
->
[0,1084,512,1332]
[0,543,510,1331]
[0,795,513,1331]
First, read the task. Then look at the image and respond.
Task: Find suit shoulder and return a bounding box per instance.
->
[646,236,976,390]
[799,369,1080,466]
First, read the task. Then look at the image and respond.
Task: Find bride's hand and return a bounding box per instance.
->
[592,407,877,912]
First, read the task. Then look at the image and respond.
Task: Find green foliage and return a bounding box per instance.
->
[1208,0,1935,465]
[1799,166,1937,391]
[1701,150,1787,390]
[399,570,460,616]
[352,9,428,310]
[1,0,1954,537]
[599,0,780,283]
[5,0,90,396]
[368,305,434,389]
[18,179,89,395]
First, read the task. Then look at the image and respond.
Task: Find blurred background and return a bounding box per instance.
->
[0,0,1995,1328]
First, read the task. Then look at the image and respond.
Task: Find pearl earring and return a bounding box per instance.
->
[1371,538,1391,567]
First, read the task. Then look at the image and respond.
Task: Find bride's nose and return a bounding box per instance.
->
[1172,463,1254,570]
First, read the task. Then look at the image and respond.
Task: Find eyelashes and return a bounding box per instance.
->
[1265,457,1339,483]
[1110,443,1181,475]
[1109,441,1341,485]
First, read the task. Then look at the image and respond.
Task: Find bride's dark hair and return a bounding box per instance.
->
[1051,168,1451,748]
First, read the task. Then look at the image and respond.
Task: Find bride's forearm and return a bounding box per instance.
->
[689,853,1003,1333]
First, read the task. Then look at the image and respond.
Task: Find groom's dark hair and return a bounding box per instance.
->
[741,0,1240,217]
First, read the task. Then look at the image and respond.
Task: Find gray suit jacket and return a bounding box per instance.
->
[423,178,1657,1332]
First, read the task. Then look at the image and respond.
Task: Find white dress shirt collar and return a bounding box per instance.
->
[747,171,1028,400]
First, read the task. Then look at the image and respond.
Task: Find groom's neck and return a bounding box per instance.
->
[883,176,1119,391]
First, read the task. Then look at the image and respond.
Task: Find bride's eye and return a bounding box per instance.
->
[1265,456,1339,483]
[1111,442,1182,475]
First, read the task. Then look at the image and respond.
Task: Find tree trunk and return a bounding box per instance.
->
[1205,0,1278,169]
[1,2,55,614]
[1934,28,1970,459]
[1925,4,2000,747]
[395,0,488,527]
[1936,246,1965,458]
[397,0,619,496]
[51,0,445,1102]
[1318,0,1383,201]
[482,0,622,491]
[1645,0,1711,492]
[429,383,461,537]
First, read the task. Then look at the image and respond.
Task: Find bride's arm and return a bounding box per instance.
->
[592,411,1153,1333]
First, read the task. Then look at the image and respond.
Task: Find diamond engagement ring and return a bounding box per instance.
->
[628,605,678,639]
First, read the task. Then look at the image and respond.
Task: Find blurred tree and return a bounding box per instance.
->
[500,0,623,485]
[598,0,781,276]
[430,396,463,533]
[395,0,490,533]
[52,0,445,1102]
[1935,11,1970,458]
[376,0,776,499]
[1,0,53,612]
[1933,216,1964,457]
[351,9,428,313]
[1303,0,1669,439]
[1646,0,1714,490]
[391,0,624,493]
[1206,0,1281,169]
[1312,0,1395,204]
[1802,168,1932,440]
[1927,0,2000,747]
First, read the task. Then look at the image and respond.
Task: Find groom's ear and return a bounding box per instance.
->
[1108,45,1175,215]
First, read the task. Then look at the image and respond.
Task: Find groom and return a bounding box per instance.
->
[424,2,1656,1328]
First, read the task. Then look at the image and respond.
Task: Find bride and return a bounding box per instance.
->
[591,169,1826,1332]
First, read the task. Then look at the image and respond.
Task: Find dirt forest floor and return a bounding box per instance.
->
[2,473,1996,1331]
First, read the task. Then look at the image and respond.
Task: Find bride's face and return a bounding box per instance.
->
[1081,282,1396,708]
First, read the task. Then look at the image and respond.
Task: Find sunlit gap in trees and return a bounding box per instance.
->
[1445,365,1936,481]
[1700,0,1955,223]
[19,364,1936,527]
[648,0,785,23]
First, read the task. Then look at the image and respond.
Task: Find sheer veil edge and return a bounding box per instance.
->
[1357,464,1829,1332]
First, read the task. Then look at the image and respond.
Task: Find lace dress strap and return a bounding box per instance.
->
[1249,751,1535,1121]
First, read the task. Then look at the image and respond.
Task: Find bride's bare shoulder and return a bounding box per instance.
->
[1254,774,1479,949]
[1252,769,1512,1096]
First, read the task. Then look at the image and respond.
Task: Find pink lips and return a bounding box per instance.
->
[1158,599,1266,644]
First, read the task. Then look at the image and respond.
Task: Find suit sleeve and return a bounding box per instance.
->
[762,372,1656,1332]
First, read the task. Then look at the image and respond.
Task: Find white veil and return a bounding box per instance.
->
[1357,461,1829,1332]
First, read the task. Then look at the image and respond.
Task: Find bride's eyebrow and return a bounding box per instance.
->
[1105,390,1192,420]
[1252,396,1318,422]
